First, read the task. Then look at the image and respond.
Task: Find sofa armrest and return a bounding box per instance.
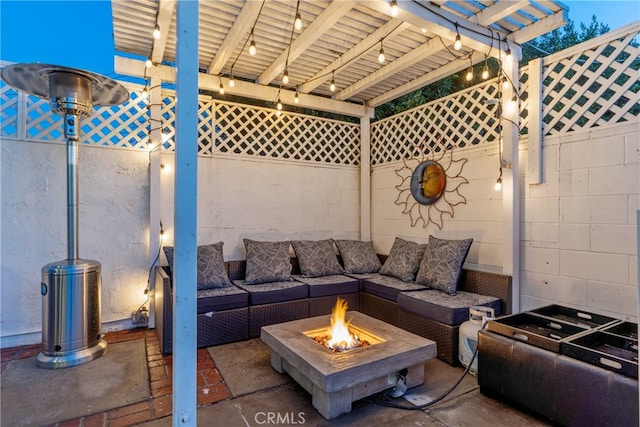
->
[459,269,512,315]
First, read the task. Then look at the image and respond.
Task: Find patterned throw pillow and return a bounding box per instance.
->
[334,240,382,274]
[415,235,473,295]
[243,239,293,285]
[291,240,344,277]
[379,237,427,282]
[162,242,232,290]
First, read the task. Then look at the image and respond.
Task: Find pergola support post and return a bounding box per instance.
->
[148,75,163,329]
[502,57,521,313]
[527,58,543,185]
[360,108,372,240]
[172,0,199,425]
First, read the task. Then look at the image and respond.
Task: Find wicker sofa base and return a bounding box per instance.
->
[360,292,400,327]
[249,299,309,338]
[309,293,360,317]
[398,307,459,366]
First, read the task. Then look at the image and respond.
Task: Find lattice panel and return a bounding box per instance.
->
[541,30,640,134]
[0,81,19,138]
[214,101,360,165]
[371,82,501,165]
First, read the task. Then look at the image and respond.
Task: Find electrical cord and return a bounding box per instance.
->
[135,222,164,314]
[364,322,489,411]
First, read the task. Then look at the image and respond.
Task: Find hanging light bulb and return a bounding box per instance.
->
[282,68,289,85]
[276,97,283,110]
[249,32,257,56]
[465,67,473,82]
[295,12,302,30]
[505,45,512,64]
[454,24,462,51]
[389,0,398,17]
[378,40,385,63]
[329,72,336,92]
[494,176,503,191]
[145,57,153,68]
[219,82,225,95]
[153,24,161,40]
[229,72,235,88]
[482,64,490,80]
[294,87,300,103]
[502,78,511,91]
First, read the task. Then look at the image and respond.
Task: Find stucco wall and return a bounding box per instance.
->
[1,139,150,346]
[370,143,505,271]
[157,154,361,259]
[0,140,361,346]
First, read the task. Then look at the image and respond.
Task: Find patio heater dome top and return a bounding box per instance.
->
[0,62,129,116]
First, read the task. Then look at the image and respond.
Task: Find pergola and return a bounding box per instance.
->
[110,0,568,423]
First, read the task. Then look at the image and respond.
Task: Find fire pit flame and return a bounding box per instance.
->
[325,298,364,351]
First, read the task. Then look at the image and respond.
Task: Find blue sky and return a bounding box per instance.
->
[1,0,639,78]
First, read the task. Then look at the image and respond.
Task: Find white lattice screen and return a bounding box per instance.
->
[371,80,503,165]
[540,28,639,135]
[1,24,637,165]
[213,101,360,165]
[0,81,359,164]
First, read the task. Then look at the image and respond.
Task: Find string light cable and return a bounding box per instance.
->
[134,222,164,316]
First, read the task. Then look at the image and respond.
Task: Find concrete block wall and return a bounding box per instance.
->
[521,121,639,321]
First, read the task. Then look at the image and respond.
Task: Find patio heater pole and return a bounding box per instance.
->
[0,63,129,368]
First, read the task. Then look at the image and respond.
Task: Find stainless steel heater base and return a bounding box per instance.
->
[37,339,108,369]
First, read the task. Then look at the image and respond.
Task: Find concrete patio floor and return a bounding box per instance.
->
[1,329,551,426]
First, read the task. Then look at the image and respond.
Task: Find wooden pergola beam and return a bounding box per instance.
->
[257,1,352,85]
[207,1,263,76]
[150,0,176,65]
[114,56,369,118]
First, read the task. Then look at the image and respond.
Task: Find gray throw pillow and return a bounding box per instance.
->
[243,239,293,285]
[415,235,473,295]
[379,237,427,282]
[334,240,382,274]
[163,242,232,290]
[291,239,344,277]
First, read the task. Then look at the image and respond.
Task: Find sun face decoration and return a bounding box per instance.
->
[395,143,468,229]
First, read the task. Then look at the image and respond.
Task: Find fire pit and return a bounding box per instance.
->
[260,301,436,419]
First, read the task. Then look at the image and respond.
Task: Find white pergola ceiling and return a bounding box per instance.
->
[112,0,568,111]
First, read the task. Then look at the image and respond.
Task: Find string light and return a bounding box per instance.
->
[229,68,235,88]
[378,39,385,63]
[494,174,503,191]
[145,57,153,68]
[294,87,300,103]
[465,58,473,81]
[218,77,224,95]
[329,72,336,92]
[454,24,462,51]
[153,24,161,40]
[282,67,289,85]
[276,95,283,111]
[249,31,257,56]
[294,1,302,30]
[482,57,489,80]
[389,0,398,17]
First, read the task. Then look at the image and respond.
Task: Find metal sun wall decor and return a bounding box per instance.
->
[394,139,468,229]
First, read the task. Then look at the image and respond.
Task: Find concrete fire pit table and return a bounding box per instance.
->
[260,311,436,419]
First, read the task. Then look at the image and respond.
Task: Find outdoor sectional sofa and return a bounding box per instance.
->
[154,237,512,366]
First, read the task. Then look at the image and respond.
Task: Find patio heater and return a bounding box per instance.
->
[1,63,129,368]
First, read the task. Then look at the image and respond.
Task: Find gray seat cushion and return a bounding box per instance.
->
[397,289,501,326]
[362,274,427,302]
[196,285,249,314]
[293,274,359,297]
[234,279,308,305]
